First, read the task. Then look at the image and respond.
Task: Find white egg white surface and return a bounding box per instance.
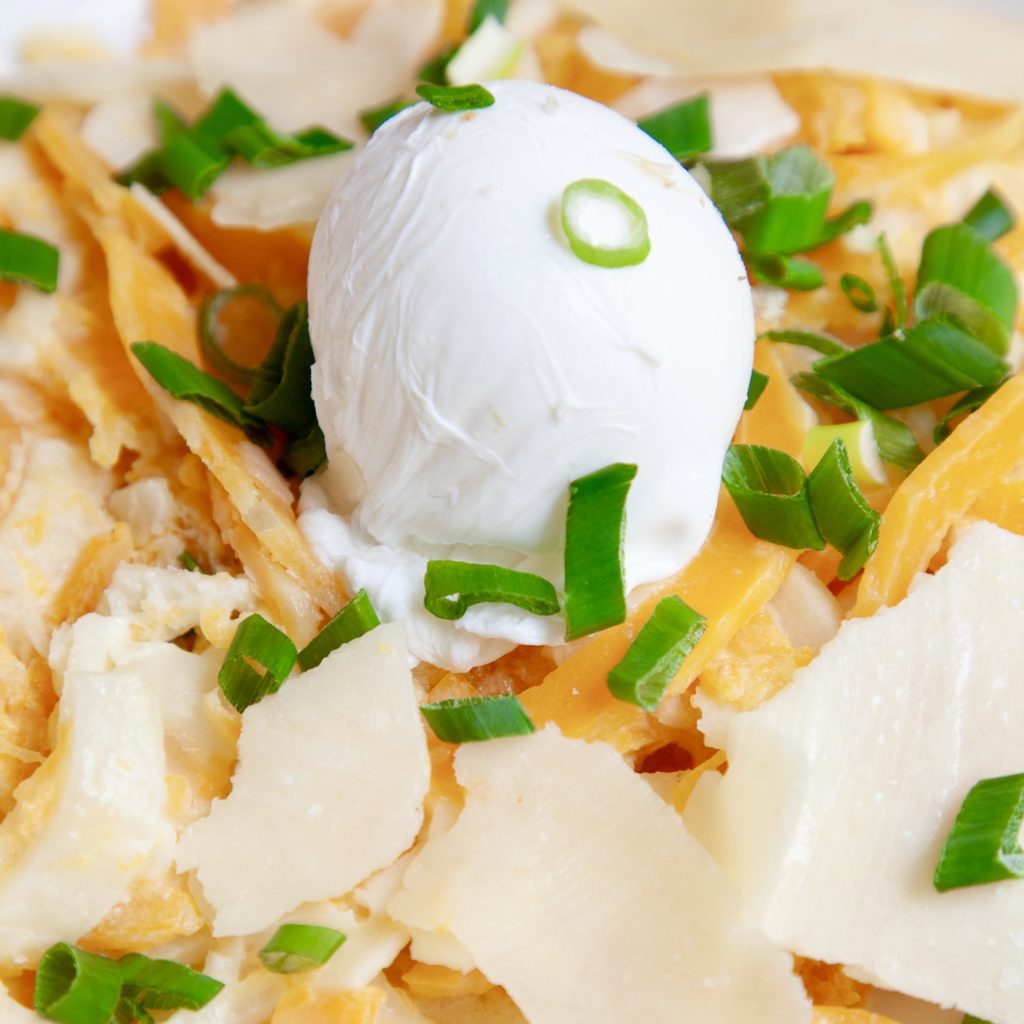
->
[307,79,753,670]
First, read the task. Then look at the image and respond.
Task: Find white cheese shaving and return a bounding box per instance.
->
[176,623,430,936]
[685,521,1024,1023]
[766,563,841,652]
[388,726,810,1024]
[0,667,168,966]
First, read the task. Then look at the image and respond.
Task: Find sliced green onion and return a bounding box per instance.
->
[606,595,706,711]
[177,550,202,573]
[877,232,908,327]
[117,954,223,1012]
[759,328,847,357]
[747,252,823,291]
[812,319,1008,410]
[116,149,169,195]
[721,445,824,551]
[0,95,39,140]
[259,924,346,974]
[637,94,712,162]
[298,589,380,671]
[806,438,881,580]
[802,421,886,488]
[561,179,650,269]
[840,272,878,312]
[34,944,123,1024]
[423,561,559,621]
[791,372,924,472]
[421,694,535,744]
[199,284,282,386]
[190,88,259,155]
[915,222,1018,355]
[284,424,327,478]
[130,341,268,445]
[415,83,495,112]
[152,100,229,201]
[963,187,1015,243]
[934,383,1002,443]
[816,199,873,245]
[418,44,459,85]
[223,123,352,169]
[468,0,509,32]
[564,462,637,641]
[218,613,297,712]
[0,228,59,292]
[744,369,769,411]
[446,13,523,84]
[735,145,834,255]
[697,157,769,224]
[934,772,1024,892]
[359,97,416,135]
[962,1017,993,1024]
[244,301,318,436]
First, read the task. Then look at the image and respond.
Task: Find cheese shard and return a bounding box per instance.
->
[388,726,810,1024]
[0,668,167,966]
[176,623,429,936]
[685,522,1024,1023]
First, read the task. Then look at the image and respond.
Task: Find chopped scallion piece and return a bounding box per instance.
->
[697,156,769,224]
[423,561,559,621]
[934,772,1024,892]
[34,944,123,1024]
[744,368,769,411]
[816,199,873,245]
[840,272,878,312]
[962,1017,993,1024]
[284,423,327,478]
[468,0,510,32]
[812,319,1008,410]
[415,82,495,112]
[806,438,881,580]
[417,44,459,85]
[934,383,1002,443]
[637,94,712,161]
[0,228,59,293]
[177,551,202,573]
[721,445,824,551]
[244,301,318,437]
[198,284,282,386]
[759,328,847,357]
[0,95,39,140]
[259,924,346,974]
[421,693,535,744]
[117,953,224,1012]
[218,613,297,712]
[298,589,381,671]
[607,595,706,710]
[130,342,269,445]
[359,97,416,134]
[963,187,1015,243]
[802,421,887,488]
[746,252,823,291]
[190,88,259,156]
[877,232,908,327]
[560,178,650,268]
[791,371,923,472]
[223,122,352,169]
[563,462,637,641]
[915,222,1018,355]
[152,100,229,200]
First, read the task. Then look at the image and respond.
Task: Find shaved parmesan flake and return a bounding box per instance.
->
[2,59,191,104]
[389,726,810,1024]
[0,668,167,966]
[80,92,156,172]
[176,623,429,936]
[767,563,841,653]
[686,522,1024,1023]
[0,437,112,662]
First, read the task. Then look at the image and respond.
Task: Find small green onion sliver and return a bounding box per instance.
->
[934,772,1024,892]
[0,228,59,293]
[744,369,769,411]
[607,595,706,711]
[218,613,297,712]
[721,445,824,551]
[636,94,712,161]
[416,82,495,111]
[0,95,40,140]
[563,462,637,641]
[423,561,559,621]
[963,187,1015,243]
[747,252,823,291]
[758,328,847,357]
[877,232,908,327]
[259,924,346,974]
[117,953,224,1012]
[198,284,282,386]
[839,272,878,312]
[298,589,381,670]
[360,97,416,134]
[34,944,123,1024]
[934,384,1001,443]
[561,179,650,269]
[421,694,535,744]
